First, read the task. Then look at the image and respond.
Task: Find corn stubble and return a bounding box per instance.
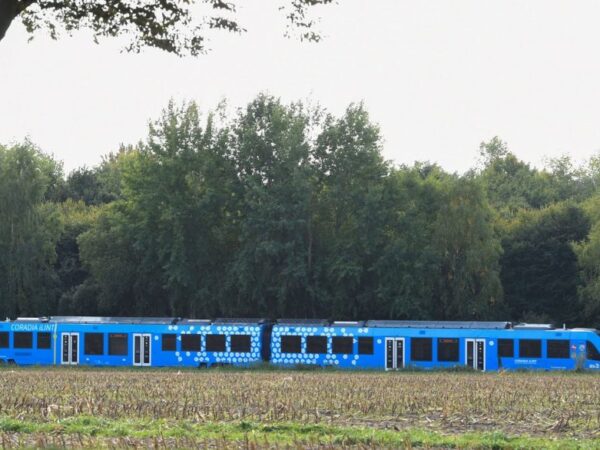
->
[0,369,598,448]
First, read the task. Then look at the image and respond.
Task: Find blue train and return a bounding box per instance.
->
[1,316,599,371]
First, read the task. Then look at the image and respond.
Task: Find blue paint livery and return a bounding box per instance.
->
[0,317,599,371]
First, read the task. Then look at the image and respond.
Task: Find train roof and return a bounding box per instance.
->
[212,318,268,325]
[6,317,595,333]
[48,316,180,325]
[8,316,268,326]
[276,319,330,326]
[512,323,554,330]
[331,321,366,327]
[365,320,512,329]
[176,319,212,326]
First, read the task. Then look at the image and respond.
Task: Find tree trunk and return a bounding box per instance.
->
[0,0,29,43]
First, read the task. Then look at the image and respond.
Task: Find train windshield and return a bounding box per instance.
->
[588,341,600,361]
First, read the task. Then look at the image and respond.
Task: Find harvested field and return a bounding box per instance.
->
[0,368,598,448]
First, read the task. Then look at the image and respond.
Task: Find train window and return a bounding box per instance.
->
[280,335,301,353]
[0,332,8,348]
[547,340,570,359]
[181,334,201,352]
[231,335,251,353]
[14,332,33,349]
[358,337,374,355]
[84,333,104,355]
[332,337,353,354]
[206,334,226,352]
[162,334,177,351]
[411,338,432,361]
[498,339,514,357]
[306,336,327,354]
[37,332,51,349]
[108,333,128,355]
[437,338,459,362]
[587,341,600,361]
[519,339,541,358]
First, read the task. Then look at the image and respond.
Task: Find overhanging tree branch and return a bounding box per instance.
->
[0,0,335,55]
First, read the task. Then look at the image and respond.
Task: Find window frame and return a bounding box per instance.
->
[181,334,201,352]
[332,336,354,355]
[84,333,104,355]
[547,340,570,359]
[230,335,251,353]
[0,332,8,348]
[587,341,600,361]
[306,336,327,354]
[358,337,374,355]
[437,338,459,362]
[519,339,542,358]
[108,333,128,356]
[37,332,52,350]
[280,335,302,354]
[498,339,514,358]
[410,337,432,362]
[162,334,177,351]
[14,332,33,349]
[205,334,226,352]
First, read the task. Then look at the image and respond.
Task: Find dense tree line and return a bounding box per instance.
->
[1,95,600,327]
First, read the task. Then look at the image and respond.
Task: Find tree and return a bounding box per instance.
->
[429,177,503,319]
[543,155,595,203]
[501,203,589,325]
[574,195,600,329]
[54,200,99,314]
[311,102,389,319]
[478,138,553,217]
[376,167,503,320]
[62,152,123,206]
[0,141,63,318]
[229,96,318,317]
[79,102,240,316]
[0,0,334,55]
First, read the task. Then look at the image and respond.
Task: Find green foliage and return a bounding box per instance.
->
[2,101,600,325]
[230,96,320,317]
[1,0,334,55]
[478,138,593,219]
[62,154,122,206]
[0,141,63,317]
[573,195,600,328]
[54,200,99,314]
[375,167,502,320]
[501,203,589,324]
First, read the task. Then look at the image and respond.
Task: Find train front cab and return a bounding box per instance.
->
[271,320,600,372]
[0,318,56,366]
[357,322,600,372]
[1,317,269,368]
[585,331,600,370]
[492,327,600,371]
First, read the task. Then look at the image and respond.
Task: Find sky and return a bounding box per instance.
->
[1,0,600,174]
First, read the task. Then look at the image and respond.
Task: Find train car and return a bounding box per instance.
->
[0,317,268,368]
[1,316,599,371]
[270,320,600,371]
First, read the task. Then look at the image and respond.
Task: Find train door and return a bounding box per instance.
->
[466,338,485,371]
[133,333,151,366]
[61,333,79,365]
[385,338,405,370]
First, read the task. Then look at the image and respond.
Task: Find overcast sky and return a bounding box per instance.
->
[1,0,600,174]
